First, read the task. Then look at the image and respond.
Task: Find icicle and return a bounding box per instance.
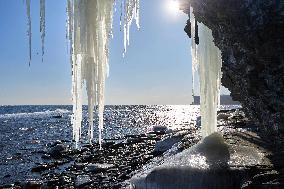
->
[25,0,32,65]
[190,7,198,97]
[40,0,45,62]
[197,23,222,138]
[122,0,140,56]
[66,0,74,63]
[189,7,222,138]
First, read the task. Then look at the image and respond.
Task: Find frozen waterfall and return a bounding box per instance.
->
[190,7,222,138]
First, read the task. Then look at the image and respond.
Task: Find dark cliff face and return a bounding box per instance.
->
[181,0,284,135]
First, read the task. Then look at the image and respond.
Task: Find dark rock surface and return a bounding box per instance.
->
[181,0,284,135]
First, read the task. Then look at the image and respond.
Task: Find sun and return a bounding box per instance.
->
[166,0,180,15]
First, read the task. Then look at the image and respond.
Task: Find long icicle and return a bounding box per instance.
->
[25,0,32,65]
[198,23,222,138]
[190,6,198,97]
[123,0,140,56]
[190,7,222,138]
[40,0,46,62]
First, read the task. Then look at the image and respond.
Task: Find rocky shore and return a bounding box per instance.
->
[1,108,283,189]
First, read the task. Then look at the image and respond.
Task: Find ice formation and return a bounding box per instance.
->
[24,0,139,147]
[190,7,198,96]
[129,133,264,189]
[190,7,222,138]
[66,0,114,148]
[25,0,32,65]
[122,0,140,56]
[25,0,46,64]
[66,0,140,147]
[40,0,46,62]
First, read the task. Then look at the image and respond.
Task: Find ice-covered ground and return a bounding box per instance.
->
[129,132,264,189]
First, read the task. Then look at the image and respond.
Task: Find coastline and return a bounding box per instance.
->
[1,108,283,189]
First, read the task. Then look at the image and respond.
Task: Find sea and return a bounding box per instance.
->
[0,105,238,185]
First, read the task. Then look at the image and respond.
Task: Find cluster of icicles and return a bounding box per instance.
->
[67,0,140,148]
[25,0,222,147]
[25,0,140,148]
[189,6,222,138]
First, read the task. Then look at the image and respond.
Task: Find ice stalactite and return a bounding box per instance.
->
[67,0,114,148]
[25,0,32,65]
[40,0,46,62]
[199,24,222,137]
[122,0,140,56]
[25,0,45,64]
[67,0,140,148]
[190,8,222,138]
[190,7,198,97]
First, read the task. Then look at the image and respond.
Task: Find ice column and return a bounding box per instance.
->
[190,8,222,138]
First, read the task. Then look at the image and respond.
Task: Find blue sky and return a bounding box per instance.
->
[0,0,228,105]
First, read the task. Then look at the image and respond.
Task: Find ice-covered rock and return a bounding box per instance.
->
[129,132,264,189]
[154,133,185,155]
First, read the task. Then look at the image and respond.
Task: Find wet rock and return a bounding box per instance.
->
[45,178,59,187]
[74,163,86,170]
[59,175,72,184]
[85,163,114,173]
[31,164,52,172]
[0,184,14,189]
[48,144,66,158]
[21,180,43,189]
[41,154,51,159]
[52,114,63,119]
[151,125,169,134]
[154,134,183,155]
[75,175,92,188]
[127,137,143,144]
[48,140,62,148]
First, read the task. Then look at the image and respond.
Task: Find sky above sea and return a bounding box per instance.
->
[0,0,229,105]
